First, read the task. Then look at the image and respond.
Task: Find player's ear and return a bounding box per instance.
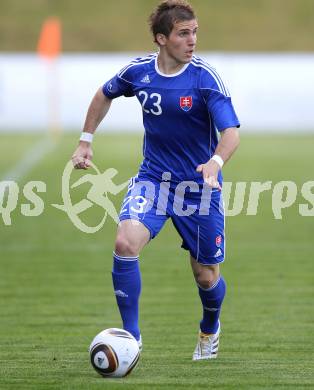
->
[156,33,167,46]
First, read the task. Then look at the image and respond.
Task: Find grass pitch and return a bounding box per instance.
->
[0,133,313,389]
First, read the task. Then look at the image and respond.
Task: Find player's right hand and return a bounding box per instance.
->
[72,141,93,169]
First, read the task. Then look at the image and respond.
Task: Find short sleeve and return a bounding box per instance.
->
[206,91,240,131]
[199,66,240,131]
[103,74,135,99]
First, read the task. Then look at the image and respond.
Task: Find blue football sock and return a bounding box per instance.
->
[198,276,226,334]
[111,252,141,341]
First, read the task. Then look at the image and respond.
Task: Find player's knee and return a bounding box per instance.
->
[196,276,214,290]
[193,266,220,289]
[114,235,139,257]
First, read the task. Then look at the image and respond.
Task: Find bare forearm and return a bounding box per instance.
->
[72,87,111,170]
[196,127,240,189]
[214,127,240,164]
[83,87,112,134]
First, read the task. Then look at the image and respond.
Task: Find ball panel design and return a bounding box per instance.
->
[107,328,134,339]
[90,343,118,376]
[89,328,140,378]
[124,350,141,377]
[93,350,109,369]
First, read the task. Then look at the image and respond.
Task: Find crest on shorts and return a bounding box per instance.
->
[180,96,193,111]
[216,235,222,247]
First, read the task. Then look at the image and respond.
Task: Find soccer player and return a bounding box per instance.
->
[72,0,240,360]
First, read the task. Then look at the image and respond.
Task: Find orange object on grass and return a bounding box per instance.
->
[37,18,61,58]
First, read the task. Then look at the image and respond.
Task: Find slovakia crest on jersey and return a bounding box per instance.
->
[180,96,193,112]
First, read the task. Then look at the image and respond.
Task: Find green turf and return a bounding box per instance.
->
[1,0,314,51]
[0,133,313,389]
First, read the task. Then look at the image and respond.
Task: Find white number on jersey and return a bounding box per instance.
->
[138,91,162,116]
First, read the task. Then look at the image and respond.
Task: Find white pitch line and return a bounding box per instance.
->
[1,136,56,182]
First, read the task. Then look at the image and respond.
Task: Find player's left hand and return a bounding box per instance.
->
[196,160,222,190]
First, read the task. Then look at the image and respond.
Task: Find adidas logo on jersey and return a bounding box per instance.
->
[140,75,150,83]
[214,249,222,258]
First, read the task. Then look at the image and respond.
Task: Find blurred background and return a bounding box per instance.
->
[1,0,313,51]
[1,0,314,132]
[0,1,313,389]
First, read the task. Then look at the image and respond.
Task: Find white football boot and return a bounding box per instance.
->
[137,335,143,352]
[192,321,220,361]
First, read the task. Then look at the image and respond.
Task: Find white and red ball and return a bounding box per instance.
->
[89,328,140,378]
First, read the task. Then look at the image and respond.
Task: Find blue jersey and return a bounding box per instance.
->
[103,53,240,184]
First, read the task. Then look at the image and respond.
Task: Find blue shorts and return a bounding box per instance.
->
[119,174,225,265]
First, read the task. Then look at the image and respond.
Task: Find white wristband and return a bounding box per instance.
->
[80,132,94,143]
[211,154,224,168]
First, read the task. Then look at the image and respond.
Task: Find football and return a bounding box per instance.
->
[89,328,140,378]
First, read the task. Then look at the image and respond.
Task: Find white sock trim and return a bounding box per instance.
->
[197,276,221,292]
[113,251,139,261]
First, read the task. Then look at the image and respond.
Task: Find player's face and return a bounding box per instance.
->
[162,19,198,64]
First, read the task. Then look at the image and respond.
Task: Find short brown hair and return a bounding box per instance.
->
[149,0,196,43]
